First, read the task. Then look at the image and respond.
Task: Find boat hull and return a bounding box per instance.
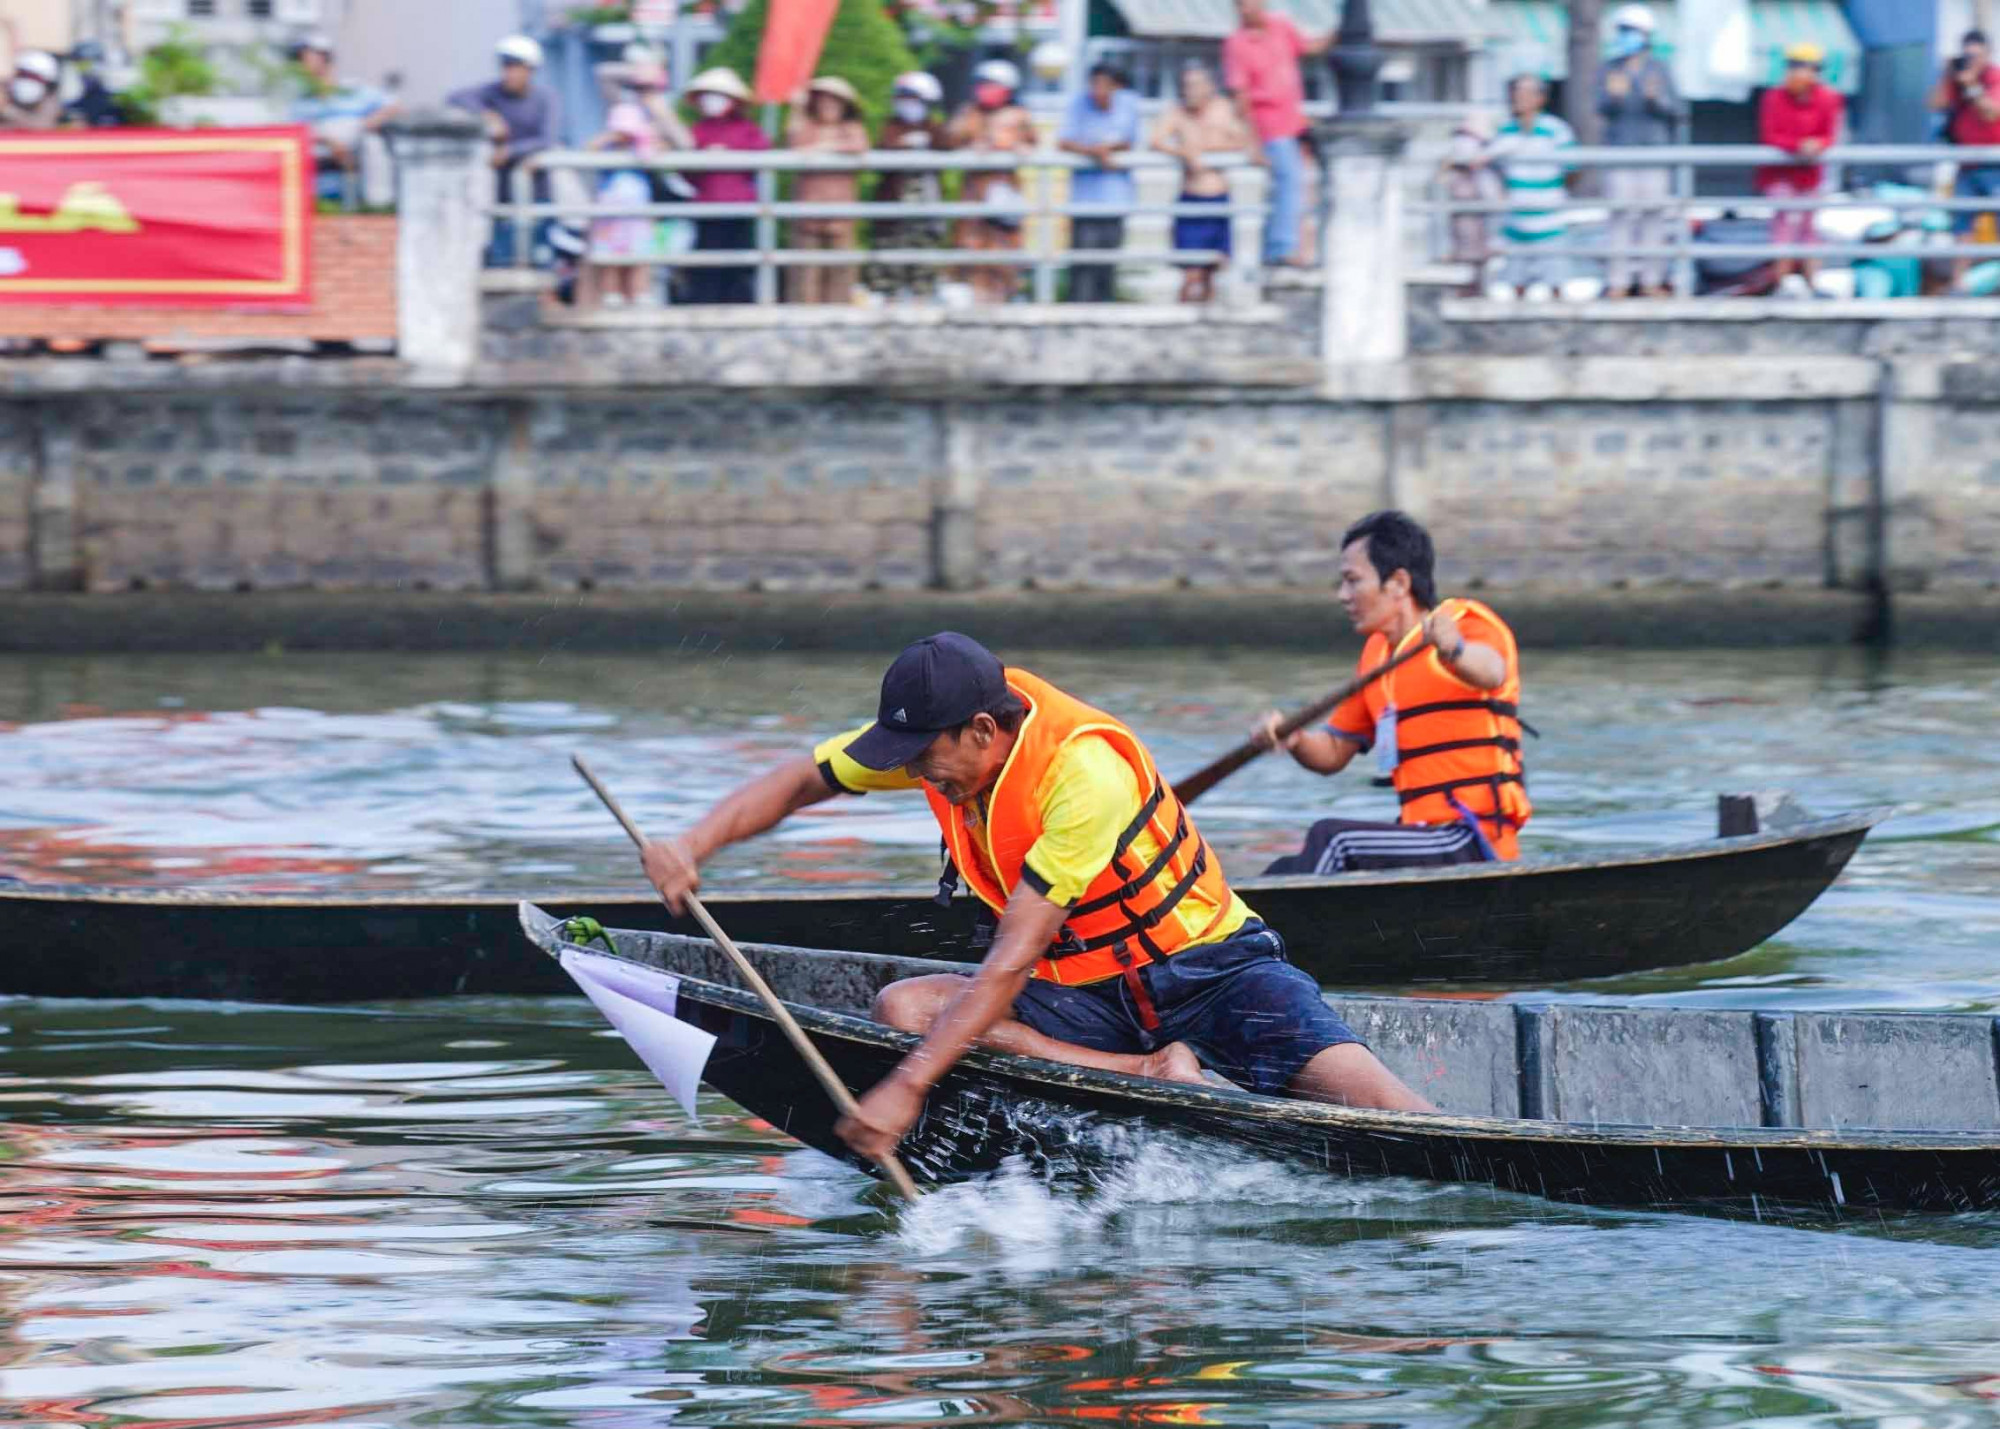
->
[0,810,1884,1003]
[522,910,2000,1216]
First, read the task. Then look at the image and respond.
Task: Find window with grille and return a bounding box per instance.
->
[188,0,217,16]
[249,0,275,16]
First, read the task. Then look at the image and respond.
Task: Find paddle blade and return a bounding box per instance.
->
[559,946,718,1122]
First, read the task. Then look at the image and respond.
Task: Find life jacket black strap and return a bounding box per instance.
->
[1110,778,1165,863]
[1397,734,1522,762]
[1051,837,1212,956]
[1070,804,1189,918]
[933,838,960,908]
[1397,698,1521,723]
[1396,771,1525,807]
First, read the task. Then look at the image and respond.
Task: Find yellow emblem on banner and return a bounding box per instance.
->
[0,181,140,234]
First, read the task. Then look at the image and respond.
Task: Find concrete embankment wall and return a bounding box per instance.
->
[0,306,1993,632]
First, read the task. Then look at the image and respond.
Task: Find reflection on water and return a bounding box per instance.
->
[0,647,1996,1009]
[7,998,2000,1429]
[1,646,1998,1424]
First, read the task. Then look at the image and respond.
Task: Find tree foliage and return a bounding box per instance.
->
[697,0,920,135]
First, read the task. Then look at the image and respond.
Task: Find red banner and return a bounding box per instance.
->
[753,0,842,103]
[0,126,313,308]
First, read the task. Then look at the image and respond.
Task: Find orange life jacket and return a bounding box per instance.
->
[926,668,1234,988]
[1354,597,1532,860]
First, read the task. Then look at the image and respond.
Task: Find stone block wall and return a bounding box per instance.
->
[513,396,934,590]
[67,393,493,591]
[968,399,1388,588]
[1404,401,1839,586]
[0,405,34,589]
[1903,403,2000,585]
[1,302,1997,599]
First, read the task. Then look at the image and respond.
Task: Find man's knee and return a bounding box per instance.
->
[871,975,957,1032]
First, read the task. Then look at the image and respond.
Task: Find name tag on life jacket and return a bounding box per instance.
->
[1373,704,1399,779]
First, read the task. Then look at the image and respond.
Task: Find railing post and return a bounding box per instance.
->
[1314,118,1411,368]
[755,166,778,305]
[512,161,531,273]
[1225,159,1268,305]
[1033,160,1058,304]
[385,110,487,377]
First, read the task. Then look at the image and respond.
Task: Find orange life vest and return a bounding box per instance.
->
[1353,598,1532,860]
[926,668,1234,988]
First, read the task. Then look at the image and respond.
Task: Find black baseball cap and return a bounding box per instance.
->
[844,632,1009,771]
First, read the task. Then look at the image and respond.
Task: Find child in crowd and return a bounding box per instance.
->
[583,77,666,310]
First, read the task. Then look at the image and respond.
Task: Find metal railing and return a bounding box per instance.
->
[1417,143,2000,297]
[491,148,1269,305]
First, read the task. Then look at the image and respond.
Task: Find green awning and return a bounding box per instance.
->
[1485,0,1863,96]
[1105,0,1493,44]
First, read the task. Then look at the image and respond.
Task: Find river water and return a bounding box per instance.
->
[4,647,2000,1427]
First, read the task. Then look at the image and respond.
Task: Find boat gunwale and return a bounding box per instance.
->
[0,806,1893,911]
[519,899,2000,1158]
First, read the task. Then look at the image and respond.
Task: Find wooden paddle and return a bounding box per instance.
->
[570,755,923,1203]
[1172,642,1433,806]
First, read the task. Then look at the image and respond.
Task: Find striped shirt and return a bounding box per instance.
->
[1492,113,1575,245]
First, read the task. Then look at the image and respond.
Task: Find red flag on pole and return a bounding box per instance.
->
[752,0,843,103]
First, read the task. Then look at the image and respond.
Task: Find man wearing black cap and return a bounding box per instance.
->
[642,632,1435,1163]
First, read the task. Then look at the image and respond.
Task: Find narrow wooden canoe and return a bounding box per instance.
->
[519,902,2000,1216]
[0,806,1886,1003]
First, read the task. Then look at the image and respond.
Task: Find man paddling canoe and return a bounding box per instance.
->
[641,631,1436,1162]
[1256,510,1533,873]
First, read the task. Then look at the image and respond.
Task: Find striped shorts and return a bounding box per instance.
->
[1262,816,1491,877]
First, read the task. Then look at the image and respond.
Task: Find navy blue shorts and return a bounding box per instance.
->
[1173,191,1232,266]
[1010,920,1361,1095]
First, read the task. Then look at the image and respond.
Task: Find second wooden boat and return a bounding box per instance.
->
[0,803,1885,1003]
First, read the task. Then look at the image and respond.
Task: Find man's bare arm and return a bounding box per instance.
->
[899,885,1067,1087]
[641,755,839,910]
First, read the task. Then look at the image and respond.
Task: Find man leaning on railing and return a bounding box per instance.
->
[1756,44,1844,299]
[1058,63,1142,303]
[1595,6,1683,299]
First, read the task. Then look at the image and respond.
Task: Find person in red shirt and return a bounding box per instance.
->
[683,68,770,305]
[1756,44,1844,298]
[1932,29,2000,287]
[1222,0,1331,266]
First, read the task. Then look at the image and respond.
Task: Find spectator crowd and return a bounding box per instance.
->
[1444,6,2000,302]
[450,34,1269,310]
[10,0,2000,311]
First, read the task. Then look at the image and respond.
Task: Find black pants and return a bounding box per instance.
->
[1263,817,1491,877]
[687,218,756,305]
[1068,217,1125,302]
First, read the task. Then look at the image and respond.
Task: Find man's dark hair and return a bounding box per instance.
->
[947,691,1027,740]
[1967,29,1990,48]
[1089,62,1129,87]
[1342,510,1438,608]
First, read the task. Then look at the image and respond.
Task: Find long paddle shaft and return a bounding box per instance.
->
[1172,641,1434,806]
[570,755,923,1202]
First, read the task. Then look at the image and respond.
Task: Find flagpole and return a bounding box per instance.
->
[571,755,923,1203]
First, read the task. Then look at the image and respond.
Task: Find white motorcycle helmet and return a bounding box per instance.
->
[892,70,943,105]
[973,59,1021,94]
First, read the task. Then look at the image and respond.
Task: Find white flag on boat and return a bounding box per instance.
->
[559,947,718,1121]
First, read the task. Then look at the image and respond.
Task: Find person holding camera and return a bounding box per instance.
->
[1932,30,2000,289]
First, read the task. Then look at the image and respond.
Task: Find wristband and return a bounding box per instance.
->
[1447,637,1466,663]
